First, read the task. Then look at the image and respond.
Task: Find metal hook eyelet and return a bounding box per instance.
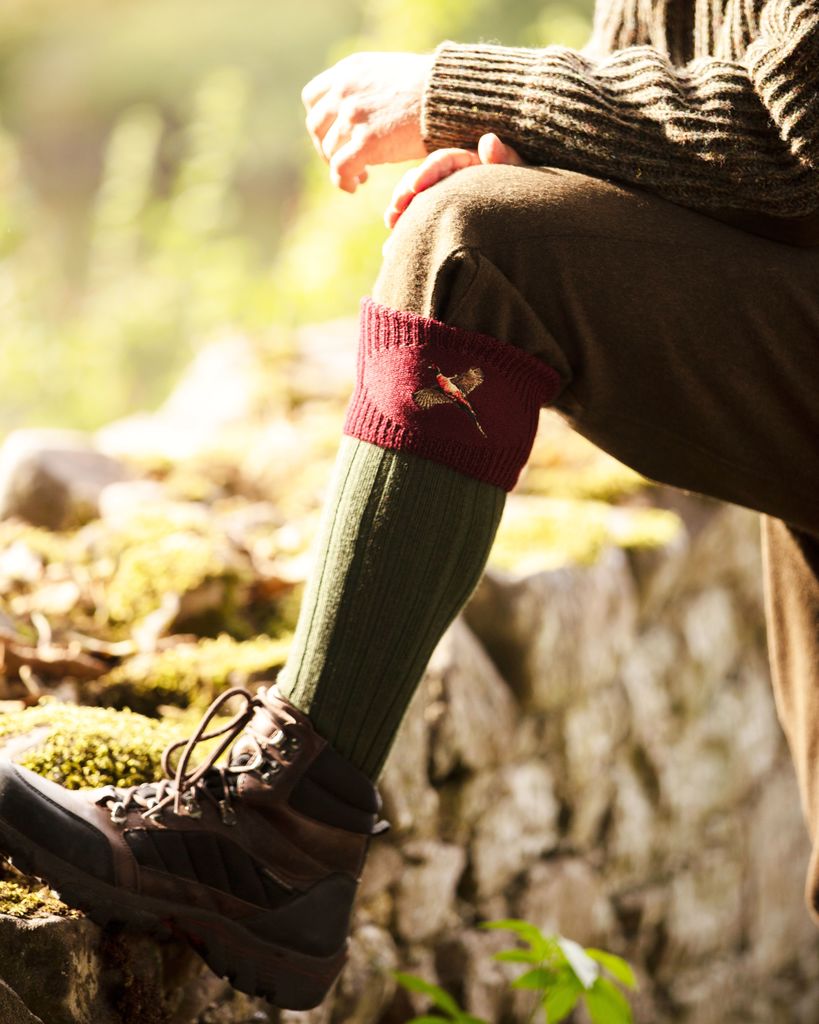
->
[109,801,128,825]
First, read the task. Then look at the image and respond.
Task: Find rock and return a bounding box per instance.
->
[562,684,629,845]
[517,858,616,948]
[0,430,131,530]
[97,333,282,465]
[747,767,817,976]
[331,925,399,1024]
[379,681,439,838]
[664,846,745,959]
[98,480,170,520]
[394,841,466,943]
[436,929,509,1024]
[0,979,45,1024]
[465,547,638,711]
[424,619,518,781]
[358,844,404,905]
[0,913,207,1024]
[619,624,680,754]
[605,760,662,881]
[464,762,560,899]
[278,1004,332,1024]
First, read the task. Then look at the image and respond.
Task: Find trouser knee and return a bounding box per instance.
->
[372,164,574,384]
[347,168,571,492]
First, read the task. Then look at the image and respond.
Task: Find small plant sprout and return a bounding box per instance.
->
[395,918,637,1024]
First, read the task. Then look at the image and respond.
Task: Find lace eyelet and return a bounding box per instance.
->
[109,801,128,826]
[179,793,203,819]
[219,800,238,826]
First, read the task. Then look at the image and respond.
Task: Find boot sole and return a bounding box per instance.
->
[0,815,345,1010]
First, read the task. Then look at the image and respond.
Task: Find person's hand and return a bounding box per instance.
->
[384,133,527,229]
[301,51,433,193]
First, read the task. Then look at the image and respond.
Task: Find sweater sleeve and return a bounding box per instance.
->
[421,0,819,217]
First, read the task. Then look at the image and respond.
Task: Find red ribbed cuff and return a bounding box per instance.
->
[342,299,563,492]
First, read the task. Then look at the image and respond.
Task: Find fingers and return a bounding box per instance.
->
[384,148,480,229]
[330,134,369,193]
[477,132,527,166]
[305,95,337,159]
[300,67,335,111]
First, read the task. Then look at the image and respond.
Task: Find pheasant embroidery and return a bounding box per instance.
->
[412,363,487,438]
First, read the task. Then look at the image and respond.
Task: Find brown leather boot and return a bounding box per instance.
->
[0,686,387,1010]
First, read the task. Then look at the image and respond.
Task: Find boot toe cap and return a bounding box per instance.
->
[0,758,115,883]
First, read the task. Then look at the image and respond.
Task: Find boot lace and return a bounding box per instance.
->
[94,686,299,827]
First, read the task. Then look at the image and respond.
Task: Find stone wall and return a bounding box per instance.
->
[3,495,818,1024]
[350,497,819,1024]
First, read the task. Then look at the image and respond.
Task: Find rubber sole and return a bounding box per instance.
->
[0,816,345,1010]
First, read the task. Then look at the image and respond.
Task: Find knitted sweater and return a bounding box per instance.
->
[420,0,819,235]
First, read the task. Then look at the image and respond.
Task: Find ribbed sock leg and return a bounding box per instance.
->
[276,298,562,781]
[276,434,505,780]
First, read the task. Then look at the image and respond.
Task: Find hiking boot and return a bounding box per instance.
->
[0,685,388,1010]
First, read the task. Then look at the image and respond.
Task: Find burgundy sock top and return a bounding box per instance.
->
[342,299,563,491]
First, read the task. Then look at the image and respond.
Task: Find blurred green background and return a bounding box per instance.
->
[0,0,593,433]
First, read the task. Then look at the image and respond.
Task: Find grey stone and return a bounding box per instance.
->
[465,547,638,711]
[518,858,616,948]
[0,979,45,1024]
[747,767,817,976]
[425,618,518,781]
[0,430,131,530]
[394,841,466,943]
[379,682,439,838]
[330,925,399,1024]
[466,762,560,899]
[664,847,745,959]
[436,929,509,1024]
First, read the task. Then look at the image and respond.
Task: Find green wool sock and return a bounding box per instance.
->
[275,435,505,780]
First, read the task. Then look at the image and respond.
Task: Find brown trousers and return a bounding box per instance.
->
[372,163,819,922]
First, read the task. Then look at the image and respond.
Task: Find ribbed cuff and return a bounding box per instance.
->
[342,299,563,492]
[422,41,541,154]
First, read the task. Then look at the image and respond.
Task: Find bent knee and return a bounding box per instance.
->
[374,163,618,314]
[374,164,536,317]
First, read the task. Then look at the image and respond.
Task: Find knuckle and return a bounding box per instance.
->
[345,101,368,124]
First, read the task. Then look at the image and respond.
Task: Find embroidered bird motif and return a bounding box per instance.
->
[412,363,487,438]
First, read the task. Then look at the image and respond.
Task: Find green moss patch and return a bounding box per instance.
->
[100,632,291,711]
[0,702,182,790]
[0,866,77,919]
[489,496,681,574]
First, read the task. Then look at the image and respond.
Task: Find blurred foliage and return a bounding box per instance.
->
[0,0,593,433]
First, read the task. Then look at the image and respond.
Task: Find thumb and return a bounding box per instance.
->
[477,133,526,166]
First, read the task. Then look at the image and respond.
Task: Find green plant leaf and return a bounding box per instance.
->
[492,949,544,965]
[543,977,583,1023]
[511,967,561,991]
[557,937,599,990]
[481,919,552,958]
[393,972,462,1017]
[584,976,634,1024]
[585,949,638,990]
[405,1017,455,1024]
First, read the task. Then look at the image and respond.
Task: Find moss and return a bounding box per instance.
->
[524,410,651,502]
[489,497,681,574]
[102,510,235,623]
[0,866,78,919]
[521,461,648,502]
[100,632,291,711]
[0,519,73,565]
[0,702,182,790]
